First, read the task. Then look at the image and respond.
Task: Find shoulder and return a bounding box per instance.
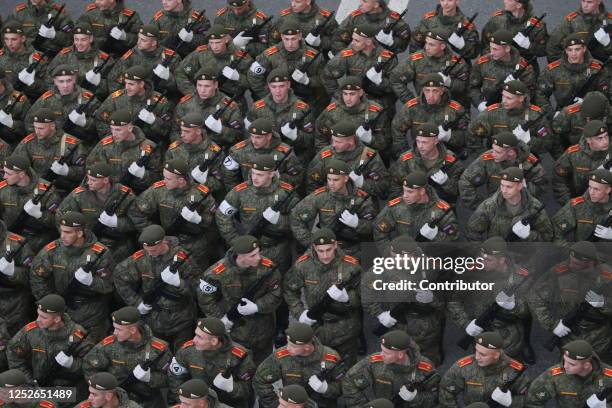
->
[456,355,474,368]
[234,181,249,192]
[477,55,491,65]
[340,49,354,58]
[132,249,145,261]
[275,347,290,360]
[565,11,579,21]
[565,144,580,154]
[342,255,360,265]
[570,196,585,206]
[547,60,562,71]
[422,10,437,20]
[85,2,97,12]
[153,10,165,21]
[151,338,168,352]
[101,335,115,346]
[405,97,419,108]
[387,197,402,207]
[14,3,27,12]
[368,352,384,364]
[24,321,39,333]
[410,51,425,61]
[44,241,58,252]
[265,46,280,56]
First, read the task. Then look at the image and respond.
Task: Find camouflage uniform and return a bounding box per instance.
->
[149,3,210,57]
[212,4,271,57]
[0,45,49,101]
[0,85,31,146]
[74,386,141,408]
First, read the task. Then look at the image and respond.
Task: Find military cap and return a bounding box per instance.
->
[489,29,513,45]
[2,21,24,34]
[280,384,309,404]
[564,33,586,48]
[339,76,363,90]
[582,92,608,119]
[415,123,439,138]
[111,306,140,325]
[590,169,612,185]
[37,294,65,314]
[516,0,530,5]
[164,159,188,176]
[500,166,524,182]
[492,132,518,148]
[312,228,336,245]
[465,403,490,408]
[563,340,593,360]
[59,211,87,228]
[353,23,376,38]
[390,235,420,254]
[88,372,118,391]
[194,65,218,81]
[502,80,528,96]
[109,110,132,126]
[325,158,350,175]
[179,379,209,399]
[139,225,166,246]
[197,317,226,337]
[180,112,204,128]
[251,154,276,171]
[207,25,227,39]
[475,331,504,349]
[139,24,159,38]
[249,118,273,135]
[331,120,357,138]
[402,171,428,188]
[381,330,411,351]
[227,0,246,6]
[3,155,30,172]
[267,68,290,83]
[480,237,507,256]
[51,64,77,77]
[32,108,56,123]
[124,65,148,81]
[569,241,598,262]
[73,22,93,35]
[232,235,259,254]
[421,73,444,88]
[280,21,301,35]
[425,28,448,42]
[285,322,314,345]
[0,369,27,387]
[364,399,394,408]
[584,120,607,138]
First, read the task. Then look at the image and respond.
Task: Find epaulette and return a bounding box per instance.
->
[555,264,569,274]
[41,90,54,100]
[487,103,500,111]
[566,144,580,154]
[297,254,310,263]
[547,60,561,70]
[295,101,309,110]
[151,93,167,103]
[45,241,57,252]
[437,200,450,211]
[493,9,504,16]
[457,356,473,367]
[22,134,35,144]
[121,49,134,60]
[190,10,201,20]
[254,100,266,109]
[451,55,463,63]
[516,267,529,277]
[550,366,564,375]
[280,181,294,191]
[356,189,369,198]
[411,52,424,61]
[39,401,54,408]
[197,184,209,194]
[153,180,166,189]
[168,140,181,150]
[212,262,225,275]
[381,50,394,58]
[449,101,462,111]
[122,8,134,16]
[234,49,247,58]
[234,140,247,150]
[567,103,581,114]
[132,249,145,260]
[365,148,375,157]
[351,9,363,18]
[388,197,401,206]
[406,98,418,108]
[423,10,437,19]
[320,9,332,17]
[527,154,539,164]
[0,181,7,189]
[478,56,490,64]
[232,346,247,359]
[462,18,475,30]
[590,61,603,70]
[7,233,25,243]
[320,148,333,159]
[510,359,524,371]
[15,3,26,12]
[73,329,86,340]
[341,49,354,57]
[570,196,585,206]
[518,58,529,68]
[261,257,274,267]
[604,368,612,377]
[58,47,72,56]
[120,185,131,193]
[445,154,456,163]
[255,11,267,20]
[324,353,339,363]
[82,91,94,99]
[25,321,38,332]
[64,136,78,145]
[79,402,92,408]
[390,11,401,19]
[216,7,227,16]
[275,144,290,153]
[276,348,290,359]
[265,46,279,56]
[234,182,248,191]
[314,186,327,195]
[369,104,382,112]
[153,10,164,21]
[163,49,176,57]
[528,16,544,27]
[529,104,543,113]
[151,340,166,351]
[85,2,96,11]
[223,97,238,108]
[111,90,123,99]
[90,243,105,253]
[37,182,48,192]
[101,136,114,145]
[326,102,337,112]
[305,49,317,58]
[181,340,194,349]
[196,44,208,52]
[369,353,384,363]
[343,255,359,265]
[102,335,115,346]
[401,151,414,161]
[565,11,578,21]
[417,361,433,372]
[32,52,44,62]
[280,8,291,16]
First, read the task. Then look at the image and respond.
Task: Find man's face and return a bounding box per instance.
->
[94,0,116,10]
[402,186,425,204]
[568,254,596,271]
[162,0,182,12]
[208,37,229,54]
[439,0,459,13]
[503,0,522,12]
[474,344,501,367]
[490,43,510,60]
[143,240,167,257]
[423,86,444,105]
[236,247,262,268]
[163,169,186,190]
[30,0,47,7]
[566,44,587,64]
[286,341,314,357]
[424,37,445,57]
[278,397,304,408]
[250,133,273,149]
[54,75,77,96]
[350,33,369,52]
[112,323,135,342]
[250,168,274,187]
[481,252,507,272]
[282,33,302,52]
[192,327,219,351]
[314,242,337,264]
[563,355,592,375]
[124,79,145,96]
[36,309,60,329]
[268,81,290,103]
[326,174,348,193]
[415,136,438,156]
[178,396,207,408]
[291,0,311,13]
[137,33,158,52]
[380,344,405,365]
[60,226,83,247]
[492,144,513,162]
[3,33,26,53]
[3,168,25,185]
[87,387,110,408]
[110,124,133,141]
[74,34,94,52]
[501,91,525,110]
[581,0,602,14]
[180,126,203,144]
[500,180,522,201]
[331,136,355,153]
[34,122,56,140]
[585,133,609,151]
[588,180,611,202]
[230,0,251,16]
[86,175,110,192]
[342,89,363,107]
[359,0,379,13]
[196,79,218,99]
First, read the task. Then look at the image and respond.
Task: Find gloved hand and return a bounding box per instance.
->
[399,385,417,402]
[213,372,234,392]
[133,364,151,382]
[495,291,516,310]
[18,69,36,86]
[178,27,194,43]
[512,221,530,239]
[376,311,397,328]
[153,64,170,80]
[513,125,531,144]
[98,211,118,228]
[233,31,253,48]
[181,206,202,224]
[263,207,280,224]
[281,122,298,141]
[223,156,240,172]
[38,20,56,39]
[419,223,438,240]
[504,74,516,83]
[437,125,452,142]
[415,289,434,304]
[249,61,266,75]
[55,351,74,368]
[491,387,512,407]
[478,101,488,112]
[586,393,607,408]
[222,66,240,81]
[299,310,316,326]
[137,302,153,315]
[128,162,145,178]
[110,26,127,41]
[221,314,234,330]
[327,285,349,302]
[585,290,604,308]
[594,26,611,46]
[0,257,15,277]
[237,297,258,316]
[438,72,452,87]
[305,32,321,47]
[244,117,252,129]
[51,160,69,176]
[573,96,584,104]
[161,266,181,287]
[465,319,483,336]
[205,115,223,134]
[448,31,466,49]
[308,375,329,394]
[513,32,531,49]
[24,199,43,219]
[191,166,208,184]
[0,110,14,128]
[553,319,571,337]
[138,108,155,125]
[594,225,612,240]
[75,267,93,286]
[339,210,358,228]
[69,109,87,127]
[349,171,364,188]
[356,125,373,144]
[85,69,101,86]
[430,170,448,185]
[366,67,383,85]
[292,69,310,85]
[375,29,394,46]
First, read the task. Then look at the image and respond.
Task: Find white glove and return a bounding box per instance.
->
[349,171,364,188]
[191,166,208,184]
[222,66,240,81]
[586,393,607,408]
[419,223,439,240]
[513,125,531,144]
[399,385,418,402]
[75,267,93,286]
[249,61,266,75]
[213,372,234,392]
[133,364,151,382]
[448,32,466,49]
[437,125,452,142]
[24,199,43,219]
[0,257,15,277]
[465,319,484,336]
[178,27,193,43]
[512,220,531,239]
[138,108,155,125]
[233,31,253,48]
[491,387,512,407]
[291,69,310,85]
[38,21,56,39]
[504,74,517,83]
[553,320,571,337]
[478,101,488,112]
[0,110,14,128]
[377,311,397,328]
[339,210,359,228]
[51,160,69,176]
[237,297,258,316]
[326,284,349,303]
[153,64,170,81]
[585,290,604,308]
[223,155,240,171]
[244,117,252,129]
[430,170,448,185]
[281,123,298,141]
[127,162,146,179]
[299,310,317,326]
[308,375,329,394]
[594,26,611,47]
[161,266,181,287]
[513,32,531,49]
[221,314,234,330]
[356,125,373,144]
[415,289,434,304]
[69,109,87,127]
[110,26,127,41]
[366,67,383,85]
[495,291,516,311]
[594,225,612,240]
[181,206,202,224]
[305,32,321,47]
[18,69,36,86]
[85,69,101,86]
[205,115,223,134]
[573,97,584,104]
[137,302,153,315]
[262,207,280,225]
[98,211,118,228]
[375,29,394,46]
[54,351,74,368]
[438,72,451,88]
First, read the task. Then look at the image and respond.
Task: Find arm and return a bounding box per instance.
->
[252,355,282,408]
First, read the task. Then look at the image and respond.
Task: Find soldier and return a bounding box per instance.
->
[283,229,362,366]
[390,29,471,108]
[167,317,256,408]
[390,122,465,203]
[553,120,610,205]
[307,120,389,199]
[342,330,439,407]
[77,371,142,408]
[332,0,410,54]
[86,111,162,194]
[373,171,460,252]
[411,0,480,60]
[29,212,114,342]
[439,332,530,407]
[276,384,318,408]
[196,235,282,364]
[82,306,173,408]
[466,167,554,242]
[253,322,343,408]
[0,68,31,146]
[391,73,469,158]
[213,0,271,58]
[459,131,546,211]
[174,378,231,408]
[553,169,612,245]
[0,368,57,407]
[526,340,612,407]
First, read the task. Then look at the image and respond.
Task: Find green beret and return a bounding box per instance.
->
[502,80,528,96]
[364,399,394,408]
[139,24,159,38]
[354,23,376,38]
[285,322,314,345]
[111,306,140,325]
[249,118,273,135]
[194,65,218,81]
[32,108,56,124]
[465,403,490,408]
[88,372,118,391]
[3,155,30,172]
[403,171,428,189]
[37,294,65,314]
[425,28,448,42]
[124,65,148,81]
[312,228,336,245]
[0,369,27,387]
[280,384,309,404]
[489,29,513,46]
[499,166,524,182]
[480,237,507,256]
[228,0,246,6]
[232,235,259,254]
[251,154,276,171]
[2,21,24,34]
[415,123,439,138]
[207,25,227,39]
[325,158,350,175]
[87,162,112,178]
[73,22,93,35]
[197,317,226,337]
[563,340,593,360]
[180,112,204,128]
[164,159,188,176]
[381,330,411,351]
[421,73,444,88]
[390,235,421,254]
[51,64,77,77]
[590,169,612,185]
[569,241,598,262]
[280,21,301,35]
[582,92,608,119]
[59,211,87,228]
[492,132,518,148]
[179,379,209,399]
[339,76,363,91]
[564,33,586,48]
[109,111,132,126]
[331,120,357,138]
[139,224,165,246]
[584,120,607,138]
[267,68,290,83]
[475,331,504,349]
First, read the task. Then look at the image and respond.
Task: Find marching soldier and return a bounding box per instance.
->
[174,378,231,408]
[0,368,57,407]
[213,0,271,58]
[276,384,318,408]
[76,371,142,408]
[0,68,31,146]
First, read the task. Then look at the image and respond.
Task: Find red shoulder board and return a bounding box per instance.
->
[25,321,38,332]
[153,180,166,189]
[121,49,134,60]
[15,3,27,11]
[493,9,504,16]
[22,134,35,144]
[223,97,238,108]
[196,44,208,52]
[570,196,585,206]
[314,186,327,195]
[102,335,115,346]
[296,101,309,110]
[212,262,225,275]
[510,359,524,371]
[276,348,290,359]
[343,255,359,265]
[32,52,44,62]
[590,61,603,70]
[132,249,145,260]
[528,17,544,27]
[280,181,294,191]
[234,182,248,191]
[527,154,539,164]
[462,18,475,31]
[555,264,569,274]
[326,102,337,112]
[275,144,290,153]
[179,94,193,104]
[411,52,424,61]
[551,366,564,376]
[449,101,462,111]
[478,56,490,65]
[369,104,382,112]
[381,50,394,59]
[80,402,92,408]
[210,144,222,153]
[370,353,384,362]
[153,10,164,21]
[41,90,54,100]
[181,340,194,349]
[341,49,354,57]
[111,90,122,99]
[351,9,363,17]
[37,182,48,192]
[529,104,543,113]
[255,100,266,109]
[320,149,333,159]
[190,9,202,20]
[566,144,580,153]
[82,91,94,99]
[487,103,500,111]
[45,241,57,252]
[297,254,310,263]
[445,154,456,164]
[320,9,332,17]
[565,11,578,21]
[356,189,369,198]
[232,346,247,359]
[261,257,274,267]
[324,353,339,363]
[280,8,291,16]
[120,185,131,193]
[91,243,105,253]
[58,47,72,56]
[39,401,54,408]
[0,180,7,189]
[305,49,317,58]
[122,8,134,16]
[388,197,401,206]
[234,140,247,150]
[99,137,113,147]
[85,2,96,11]
[197,184,209,194]
[64,136,78,145]
[423,10,436,19]
[163,48,176,56]
[406,98,418,108]
[417,361,433,372]
[234,49,247,58]
[567,104,581,114]
[151,340,166,351]
[390,11,401,19]
[216,7,227,16]
[256,11,267,20]
[8,233,25,243]
[265,46,279,56]
[516,267,529,277]
[458,356,473,367]
[401,151,414,161]
[518,58,529,68]
[437,200,450,211]
[604,368,612,377]
[73,329,86,339]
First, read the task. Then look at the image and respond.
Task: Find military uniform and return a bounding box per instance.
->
[0,369,57,407]
[76,372,142,408]
[171,378,231,408]
[0,39,49,101]
[212,3,271,57]
[149,4,210,57]
[0,83,31,146]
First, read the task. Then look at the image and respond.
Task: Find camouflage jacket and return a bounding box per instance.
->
[551,92,612,148]
[75,387,142,408]
[212,5,270,57]
[0,86,31,144]
[552,193,612,245]
[149,4,210,56]
[0,46,49,100]
[7,1,73,53]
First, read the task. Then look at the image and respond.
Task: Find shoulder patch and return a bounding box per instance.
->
[324,353,339,363]
[566,144,580,154]
[551,366,564,375]
[406,98,418,108]
[39,402,54,408]
[153,10,164,21]
[478,56,490,65]
[445,154,456,163]
[275,144,290,153]
[341,49,354,58]
[493,9,504,16]
[41,90,54,100]
[122,8,134,16]
[153,180,166,189]
[265,46,279,56]
[168,141,181,150]
[216,7,227,16]
[458,356,473,367]
[197,184,209,194]
[132,249,145,260]
[58,47,72,56]
[7,233,25,243]
[528,16,544,27]
[151,340,166,351]
[102,335,115,346]
[212,262,226,275]
[388,197,401,207]
[234,182,248,191]
[401,151,414,161]
[15,3,27,12]
[196,44,208,52]
[343,255,359,265]
[180,340,194,349]
[351,9,363,18]
[0,180,7,189]
[389,11,401,20]
[529,104,543,113]
[255,11,267,20]
[417,361,433,372]
[121,49,134,60]
[567,103,581,114]
[604,368,612,377]
[423,10,437,19]
[45,241,57,252]
[590,61,603,70]
[381,50,394,58]
[25,321,38,332]
[254,100,266,109]
[320,9,332,17]
[101,136,114,145]
[232,346,247,359]
[437,200,451,211]
[369,353,384,363]
[297,254,310,263]
[22,134,35,144]
[64,136,78,145]
[296,101,309,110]
[276,348,290,359]
[527,154,539,164]
[449,101,462,111]
[570,196,585,206]
[261,257,274,267]
[510,359,524,371]
[314,186,327,195]
[80,402,92,408]
[411,52,424,61]
[487,103,500,111]
[279,8,291,16]
[280,181,294,191]
[111,90,123,99]
[555,264,569,274]
[565,11,578,21]
[320,148,333,159]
